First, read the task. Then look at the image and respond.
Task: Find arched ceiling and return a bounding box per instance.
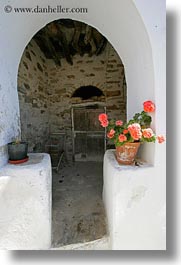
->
[33,19,108,66]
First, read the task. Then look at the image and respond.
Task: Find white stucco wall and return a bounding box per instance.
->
[0,154,52,250]
[0,0,166,250]
[103,151,166,250]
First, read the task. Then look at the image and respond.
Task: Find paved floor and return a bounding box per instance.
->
[52,161,107,248]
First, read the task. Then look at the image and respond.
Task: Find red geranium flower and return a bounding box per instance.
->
[118,134,127,142]
[101,120,109,128]
[128,123,142,141]
[123,129,129,135]
[116,120,123,126]
[107,129,115,139]
[143,100,155,113]
[157,135,165,144]
[98,113,108,122]
[142,128,154,139]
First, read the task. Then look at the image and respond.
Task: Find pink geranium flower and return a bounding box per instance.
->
[143,100,155,113]
[98,101,165,149]
[98,113,108,123]
[107,129,115,139]
[157,135,165,144]
[118,134,127,142]
[142,128,154,139]
[101,120,109,128]
[128,123,142,140]
[116,120,123,126]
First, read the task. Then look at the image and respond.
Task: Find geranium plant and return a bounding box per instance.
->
[98,100,165,147]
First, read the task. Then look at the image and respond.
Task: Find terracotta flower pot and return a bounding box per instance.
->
[115,142,140,165]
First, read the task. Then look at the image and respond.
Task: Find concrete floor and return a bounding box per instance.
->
[52,161,107,248]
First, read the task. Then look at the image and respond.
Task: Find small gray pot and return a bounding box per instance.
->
[8,142,28,161]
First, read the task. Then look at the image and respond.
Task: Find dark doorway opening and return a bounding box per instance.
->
[72,86,104,100]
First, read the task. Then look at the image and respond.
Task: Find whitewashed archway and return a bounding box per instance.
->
[0,0,163,166]
[0,0,166,250]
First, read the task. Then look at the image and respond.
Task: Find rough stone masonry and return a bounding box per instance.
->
[18,32,127,160]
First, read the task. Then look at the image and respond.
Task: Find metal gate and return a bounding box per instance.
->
[72,105,106,161]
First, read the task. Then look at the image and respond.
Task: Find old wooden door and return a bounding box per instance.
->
[72,105,106,161]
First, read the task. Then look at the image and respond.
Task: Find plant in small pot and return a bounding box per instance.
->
[8,138,28,164]
[98,100,165,165]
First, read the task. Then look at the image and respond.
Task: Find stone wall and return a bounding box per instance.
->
[105,43,127,120]
[18,40,49,152]
[18,40,127,160]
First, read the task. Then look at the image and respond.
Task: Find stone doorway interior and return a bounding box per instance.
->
[72,105,106,162]
[17,18,127,248]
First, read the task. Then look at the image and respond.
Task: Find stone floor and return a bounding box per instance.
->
[52,161,107,248]
[52,236,110,250]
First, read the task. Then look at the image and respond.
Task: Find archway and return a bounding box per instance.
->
[0,0,165,250]
[18,18,127,155]
[17,19,127,247]
[0,0,156,167]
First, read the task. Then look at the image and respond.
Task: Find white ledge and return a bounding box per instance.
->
[103,150,166,250]
[0,153,52,250]
[0,153,50,174]
[105,149,152,171]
